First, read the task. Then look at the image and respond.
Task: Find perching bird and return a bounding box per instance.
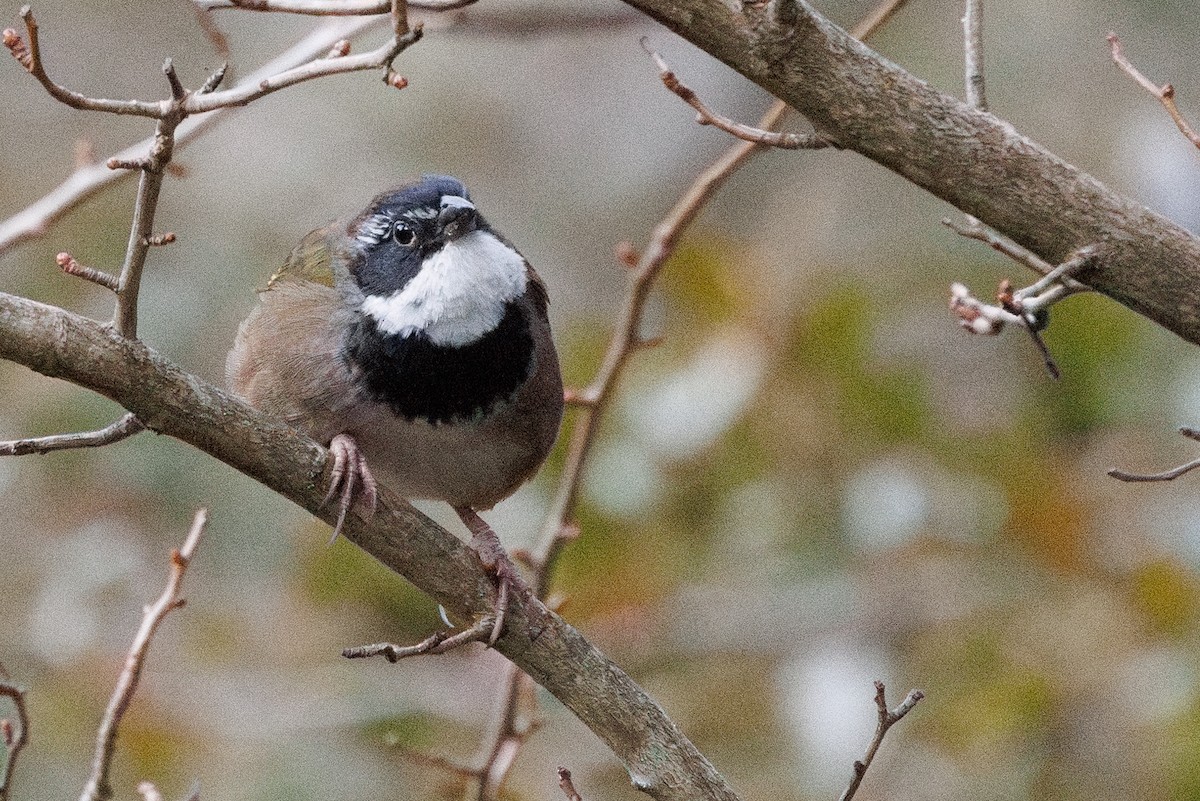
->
[226,176,563,632]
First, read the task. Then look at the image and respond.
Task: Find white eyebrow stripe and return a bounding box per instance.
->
[355,213,394,245]
[402,207,439,221]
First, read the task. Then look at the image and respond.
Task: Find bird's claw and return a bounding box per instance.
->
[324,433,378,545]
[454,507,527,645]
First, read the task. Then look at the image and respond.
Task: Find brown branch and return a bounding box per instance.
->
[0,292,742,801]
[196,0,475,14]
[3,7,165,118]
[1108,32,1200,149]
[645,42,832,150]
[81,508,207,801]
[56,252,120,291]
[342,617,493,661]
[112,110,182,338]
[1109,427,1200,482]
[838,682,924,801]
[943,216,1055,276]
[183,24,421,113]
[535,0,913,593]
[962,0,987,111]
[0,677,29,801]
[0,412,143,456]
[623,0,1200,345]
[0,17,386,254]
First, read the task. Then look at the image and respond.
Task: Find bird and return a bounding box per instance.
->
[226,175,563,637]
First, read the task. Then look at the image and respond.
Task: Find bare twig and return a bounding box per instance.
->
[196,0,475,14]
[1108,33,1200,149]
[341,617,494,661]
[4,7,164,117]
[56,252,120,292]
[472,665,540,801]
[838,682,924,801]
[80,509,207,801]
[0,17,385,254]
[0,678,29,801]
[0,412,143,457]
[962,0,987,111]
[536,0,911,598]
[558,767,584,801]
[644,40,832,150]
[942,216,1056,276]
[183,24,421,112]
[112,109,182,337]
[1109,427,1200,482]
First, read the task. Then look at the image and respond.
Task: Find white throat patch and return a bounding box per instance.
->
[360,230,528,347]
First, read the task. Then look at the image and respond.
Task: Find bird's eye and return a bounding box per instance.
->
[393,224,416,246]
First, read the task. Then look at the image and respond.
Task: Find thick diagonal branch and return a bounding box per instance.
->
[0,291,739,801]
[623,0,1200,345]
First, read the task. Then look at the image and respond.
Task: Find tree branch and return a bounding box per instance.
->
[0,291,740,801]
[1108,32,1200,150]
[621,0,1200,345]
[81,509,208,801]
[0,17,386,254]
[0,412,143,456]
[0,675,29,801]
[838,682,924,801]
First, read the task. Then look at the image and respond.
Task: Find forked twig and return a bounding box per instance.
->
[81,510,207,801]
[1108,32,1200,149]
[1109,427,1200,482]
[0,412,143,456]
[0,16,392,254]
[644,40,833,150]
[838,682,924,801]
[342,617,494,661]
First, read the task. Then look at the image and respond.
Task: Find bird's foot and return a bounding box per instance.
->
[323,433,379,545]
[454,506,528,645]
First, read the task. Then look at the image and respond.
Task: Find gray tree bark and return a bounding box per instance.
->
[626,0,1200,344]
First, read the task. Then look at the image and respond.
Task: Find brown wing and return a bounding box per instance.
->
[225,279,360,444]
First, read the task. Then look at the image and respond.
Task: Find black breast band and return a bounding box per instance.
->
[344,301,535,424]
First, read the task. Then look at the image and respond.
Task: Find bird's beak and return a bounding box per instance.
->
[438,195,477,242]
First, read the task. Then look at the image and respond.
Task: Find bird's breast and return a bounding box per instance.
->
[342,299,535,425]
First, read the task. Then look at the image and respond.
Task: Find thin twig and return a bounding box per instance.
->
[558,767,584,801]
[197,0,475,14]
[535,0,911,596]
[1108,33,1200,149]
[962,0,987,111]
[113,109,182,337]
[341,617,494,661]
[1109,427,1200,482]
[56,252,120,291]
[3,7,164,118]
[80,509,207,801]
[472,665,539,801]
[0,17,386,254]
[838,682,924,801]
[644,40,832,150]
[0,679,29,801]
[942,216,1055,276]
[0,412,143,457]
[183,24,421,113]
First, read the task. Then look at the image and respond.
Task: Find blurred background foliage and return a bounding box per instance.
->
[4,0,1200,799]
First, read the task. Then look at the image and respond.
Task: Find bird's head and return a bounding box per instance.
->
[346,175,528,348]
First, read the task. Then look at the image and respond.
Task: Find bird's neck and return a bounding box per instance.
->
[343,301,535,424]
